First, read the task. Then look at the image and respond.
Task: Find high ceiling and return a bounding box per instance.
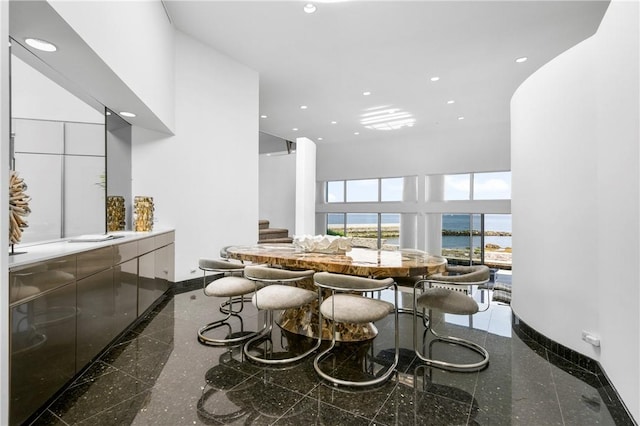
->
[165,0,609,147]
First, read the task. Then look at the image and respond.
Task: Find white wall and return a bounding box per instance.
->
[316,121,510,182]
[132,31,259,282]
[259,153,296,233]
[511,0,639,419]
[49,0,175,132]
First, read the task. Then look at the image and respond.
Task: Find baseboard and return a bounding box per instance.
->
[171,273,223,294]
[512,313,636,426]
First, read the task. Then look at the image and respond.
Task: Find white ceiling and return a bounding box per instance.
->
[165,0,609,148]
[8,1,609,147]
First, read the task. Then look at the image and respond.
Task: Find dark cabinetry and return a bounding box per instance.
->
[138,250,156,315]
[76,268,116,369]
[10,282,77,426]
[9,232,174,425]
[114,258,138,332]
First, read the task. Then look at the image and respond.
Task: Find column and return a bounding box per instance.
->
[425,175,443,255]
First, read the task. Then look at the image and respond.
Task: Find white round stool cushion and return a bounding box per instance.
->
[252,285,317,310]
[204,276,256,297]
[416,287,479,315]
[320,294,394,324]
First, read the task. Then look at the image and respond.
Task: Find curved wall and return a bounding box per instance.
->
[511,0,639,419]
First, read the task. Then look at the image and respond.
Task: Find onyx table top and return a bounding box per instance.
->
[226,244,446,278]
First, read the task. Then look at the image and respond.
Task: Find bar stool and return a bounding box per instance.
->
[313,272,398,387]
[197,258,259,346]
[413,264,490,372]
[243,265,321,365]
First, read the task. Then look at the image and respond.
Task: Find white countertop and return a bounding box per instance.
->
[9,229,174,269]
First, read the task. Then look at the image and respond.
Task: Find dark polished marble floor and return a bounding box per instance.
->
[30,284,626,426]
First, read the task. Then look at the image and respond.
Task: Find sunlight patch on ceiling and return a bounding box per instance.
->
[360,106,416,131]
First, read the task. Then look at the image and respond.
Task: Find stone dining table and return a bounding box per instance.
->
[226,244,447,341]
[225,243,447,278]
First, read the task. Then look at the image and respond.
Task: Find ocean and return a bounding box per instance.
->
[441,214,512,249]
[327,213,512,249]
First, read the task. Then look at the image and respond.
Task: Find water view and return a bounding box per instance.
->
[327,213,512,267]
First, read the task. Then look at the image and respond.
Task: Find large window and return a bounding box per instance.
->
[380,178,403,202]
[326,177,406,203]
[442,213,512,268]
[381,213,400,246]
[326,212,401,249]
[473,172,511,200]
[346,179,378,202]
[444,174,471,200]
[326,181,345,203]
[326,213,346,236]
[443,171,511,201]
[322,173,511,267]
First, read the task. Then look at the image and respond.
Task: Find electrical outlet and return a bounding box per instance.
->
[582,331,601,347]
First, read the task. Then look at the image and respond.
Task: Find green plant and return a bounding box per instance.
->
[326,228,344,237]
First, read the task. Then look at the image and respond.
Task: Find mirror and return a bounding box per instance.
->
[106,109,132,231]
[10,40,107,244]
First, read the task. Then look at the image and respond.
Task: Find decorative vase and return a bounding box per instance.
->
[134,196,154,232]
[107,196,126,231]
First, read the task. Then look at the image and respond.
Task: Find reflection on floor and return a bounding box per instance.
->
[30,284,629,425]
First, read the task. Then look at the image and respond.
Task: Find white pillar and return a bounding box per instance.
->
[425,175,443,255]
[295,137,316,236]
[315,181,326,235]
[399,176,417,248]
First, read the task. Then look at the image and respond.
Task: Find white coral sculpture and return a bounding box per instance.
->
[9,171,30,245]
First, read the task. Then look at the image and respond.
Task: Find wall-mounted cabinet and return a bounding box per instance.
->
[8,231,174,425]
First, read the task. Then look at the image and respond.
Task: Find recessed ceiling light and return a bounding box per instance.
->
[331,121,337,124]
[458,116,465,120]
[120,111,136,118]
[354,132,360,135]
[515,56,528,63]
[292,128,298,131]
[260,115,267,118]
[25,38,57,52]
[300,105,308,110]
[363,91,371,96]
[447,100,455,104]
[304,3,317,14]
[317,137,323,141]
[105,111,112,116]
[430,76,440,82]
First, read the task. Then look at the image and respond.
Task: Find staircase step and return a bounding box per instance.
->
[258,237,293,244]
[258,220,270,230]
[259,228,289,240]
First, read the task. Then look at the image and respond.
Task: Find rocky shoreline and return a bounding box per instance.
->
[442,229,512,237]
[328,224,512,239]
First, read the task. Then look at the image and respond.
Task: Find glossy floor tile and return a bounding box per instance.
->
[30,285,626,425]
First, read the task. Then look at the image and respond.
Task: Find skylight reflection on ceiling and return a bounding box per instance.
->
[360,106,416,131]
